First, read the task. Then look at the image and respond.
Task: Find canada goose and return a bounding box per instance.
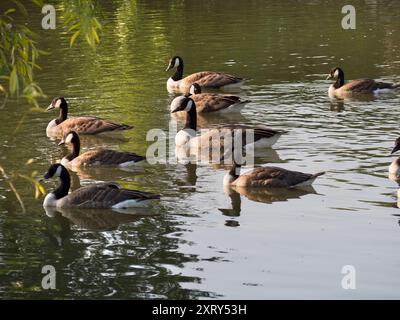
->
[326,67,398,98]
[59,131,145,169]
[170,83,250,113]
[46,97,133,138]
[171,97,285,149]
[389,137,400,178]
[41,164,160,208]
[223,160,325,188]
[166,56,244,92]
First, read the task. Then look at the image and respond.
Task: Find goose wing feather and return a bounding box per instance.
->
[59,117,132,136]
[341,79,394,92]
[183,72,243,88]
[218,124,285,142]
[193,125,284,150]
[58,183,160,208]
[192,94,241,112]
[74,149,145,166]
[234,167,316,188]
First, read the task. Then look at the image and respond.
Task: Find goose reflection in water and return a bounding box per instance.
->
[219,187,241,217]
[175,144,282,169]
[64,163,146,182]
[44,206,158,232]
[230,185,317,204]
[218,185,317,225]
[329,100,345,112]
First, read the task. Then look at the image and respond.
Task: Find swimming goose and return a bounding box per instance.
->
[171,97,285,149]
[170,83,250,113]
[223,160,325,188]
[46,97,133,138]
[41,164,160,208]
[166,56,244,92]
[326,67,398,98]
[59,131,145,169]
[389,137,400,178]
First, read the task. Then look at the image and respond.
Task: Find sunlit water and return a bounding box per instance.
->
[1,0,400,299]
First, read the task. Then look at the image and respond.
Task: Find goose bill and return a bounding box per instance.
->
[391,145,400,154]
[171,105,183,113]
[165,61,174,71]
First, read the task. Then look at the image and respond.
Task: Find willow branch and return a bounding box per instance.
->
[0,164,26,214]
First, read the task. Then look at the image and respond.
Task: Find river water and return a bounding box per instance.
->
[1,0,400,299]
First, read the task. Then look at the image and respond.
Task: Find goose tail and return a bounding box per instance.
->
[119,124,134,131]
[312,171,326,178]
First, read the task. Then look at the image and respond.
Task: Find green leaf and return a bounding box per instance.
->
[37,182,46,196]
[92,17,102,30]
[9,68,18,94]
[70,30,80,47]
[67,23,81,33]
[4,8,16,16]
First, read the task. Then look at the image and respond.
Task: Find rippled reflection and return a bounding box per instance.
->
[44,207,157,231]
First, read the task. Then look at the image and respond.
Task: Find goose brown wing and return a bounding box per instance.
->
[192,94,241,112]
[184,72,243,88]
[340,79,393,92]
[243,167,315,187]
[60,183,160,208]
[218,124,285,143]
[76,149,145,166]
[60,117,133,136]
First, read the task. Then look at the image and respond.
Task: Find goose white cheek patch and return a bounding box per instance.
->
[334,69,339,78]
[54,166,63,178]
[65,133,74,143]
[185,100,193,112]
[174,59,180,68]
[55,99,62,108]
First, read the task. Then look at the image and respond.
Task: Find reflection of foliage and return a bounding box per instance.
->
[0,1,45,108]
[0,0,102,204]
[0,160,45,213]
[64,0,102,48]
[0,0,102,108]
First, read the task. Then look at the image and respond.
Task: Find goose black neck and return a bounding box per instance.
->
[172,63,184,81]
[184,104,197,131]
[53,169,70,199]
[334,70,345,89]
[56,105,68,124]
[229,161,241,181]
[66,138,80,161]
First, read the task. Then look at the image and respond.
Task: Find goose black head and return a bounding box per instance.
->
[170,97,195,113]
[391,137,400,154]
[42,164,67,180]
[166,56,183,71]
[58,131,79,146]
[46,97,67,111]
[326,67,344,80]
[189,83,202,95]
